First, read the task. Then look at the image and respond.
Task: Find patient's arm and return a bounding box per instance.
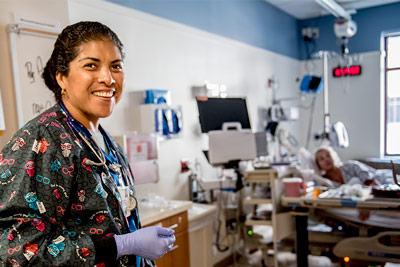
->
[364,179,380,186]
[341,161,381,185]
[313,174,335,188]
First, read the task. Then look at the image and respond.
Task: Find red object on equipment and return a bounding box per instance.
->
[333,65,361,77]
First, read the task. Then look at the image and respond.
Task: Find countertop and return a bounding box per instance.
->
[188,203,217,232]
[140,200,192,226]
[188,202,217,222]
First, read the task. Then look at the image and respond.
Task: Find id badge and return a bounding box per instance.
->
[117,186,131,217]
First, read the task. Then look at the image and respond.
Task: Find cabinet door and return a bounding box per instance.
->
[146,212,188,234]
[155,231,190,267]
[170,231,190,267]
[167,212,188,234]
[155,250,172,267]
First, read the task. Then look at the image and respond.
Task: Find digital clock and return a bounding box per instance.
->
[333,65,361,77]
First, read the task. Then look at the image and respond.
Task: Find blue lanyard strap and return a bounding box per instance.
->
[59,101,125,186]
[59,101,92,139]
[101,137,124,186]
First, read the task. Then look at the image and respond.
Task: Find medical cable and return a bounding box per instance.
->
[305,94,317,149]
[214,180,229,252]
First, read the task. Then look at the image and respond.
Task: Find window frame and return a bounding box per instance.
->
[383,32,400,156]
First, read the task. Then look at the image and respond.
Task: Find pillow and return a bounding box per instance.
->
[297,147,319,173]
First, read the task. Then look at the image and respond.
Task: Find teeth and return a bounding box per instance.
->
[93,91,114,97]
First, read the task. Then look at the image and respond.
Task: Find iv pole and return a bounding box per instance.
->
[315,50,350,148]
[322,51,330,139]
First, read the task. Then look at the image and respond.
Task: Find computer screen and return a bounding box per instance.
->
[196,97,251,133]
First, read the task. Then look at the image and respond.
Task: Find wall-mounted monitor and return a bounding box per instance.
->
[196,97,251,133]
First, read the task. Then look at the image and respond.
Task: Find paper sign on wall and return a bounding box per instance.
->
[129,142,148,161]
[124,133,159,185]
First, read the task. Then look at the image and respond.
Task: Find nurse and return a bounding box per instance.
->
[0,21,174,266]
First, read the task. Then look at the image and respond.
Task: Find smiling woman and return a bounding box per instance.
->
[0,21,175,267]
[55,40,125,130]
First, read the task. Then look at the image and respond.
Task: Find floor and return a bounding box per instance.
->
[217,242,400,267]
[224,259,400,267]
[222,250,268,267]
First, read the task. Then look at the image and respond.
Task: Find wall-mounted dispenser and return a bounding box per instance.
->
[138,89,182,139]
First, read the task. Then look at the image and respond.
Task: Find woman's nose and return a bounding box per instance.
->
[98,67,115,86]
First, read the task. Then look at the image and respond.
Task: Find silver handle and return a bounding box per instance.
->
[168,223,178,229]
[170,245,179,251]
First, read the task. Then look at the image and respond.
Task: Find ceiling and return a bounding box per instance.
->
[265,0,400,20]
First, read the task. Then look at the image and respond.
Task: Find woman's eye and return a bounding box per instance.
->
[84,63,96,69]
[112,64,123,71]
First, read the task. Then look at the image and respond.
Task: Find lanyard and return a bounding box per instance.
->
[58,102,139,240]
[102,137,124,186]
[58,101,123,186]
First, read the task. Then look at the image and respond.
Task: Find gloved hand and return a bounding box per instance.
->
[114,226,175,260]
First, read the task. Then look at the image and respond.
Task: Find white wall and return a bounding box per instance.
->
[298,51,382,161]
[0,0,69,148]
[68,0,301,200]
[0,0,384,200]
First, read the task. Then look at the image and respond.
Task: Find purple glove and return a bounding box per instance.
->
[114,226,175,260]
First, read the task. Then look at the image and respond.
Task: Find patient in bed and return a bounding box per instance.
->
[313,146,399,229]
[314,146,394,187]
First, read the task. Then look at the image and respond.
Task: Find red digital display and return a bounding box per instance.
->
[333,65,362,77]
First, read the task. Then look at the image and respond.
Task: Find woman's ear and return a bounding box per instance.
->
[55,72,66,90]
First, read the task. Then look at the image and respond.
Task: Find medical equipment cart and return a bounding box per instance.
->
[243,169,293,266]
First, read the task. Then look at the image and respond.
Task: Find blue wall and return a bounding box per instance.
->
[106,0,300,59]
[299,3,400,59]
[106,0,400,60]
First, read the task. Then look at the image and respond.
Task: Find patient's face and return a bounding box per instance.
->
[316,149,334,171]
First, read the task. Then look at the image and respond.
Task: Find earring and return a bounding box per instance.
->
[61,88,66,95]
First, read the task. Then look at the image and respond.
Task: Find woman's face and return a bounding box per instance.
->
[316,149,334,171]
[57,39,124,129]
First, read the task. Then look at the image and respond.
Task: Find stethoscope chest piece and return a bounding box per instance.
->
[128,196,137,210]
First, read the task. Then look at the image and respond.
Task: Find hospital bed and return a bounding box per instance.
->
[282,193,400,266]
[280,155,400,266]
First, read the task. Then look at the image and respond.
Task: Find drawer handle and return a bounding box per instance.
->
[169,245,179,251]
[168,224,178,229]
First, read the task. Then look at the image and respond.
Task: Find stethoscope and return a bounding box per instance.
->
[58,102,137,210]
[59,102,109,167]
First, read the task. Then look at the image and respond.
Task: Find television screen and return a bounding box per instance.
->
[196,97,251,133]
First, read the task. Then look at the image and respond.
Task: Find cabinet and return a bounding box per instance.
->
[188,203,217,267]
[243,169,293,266]
[147,211,190,267]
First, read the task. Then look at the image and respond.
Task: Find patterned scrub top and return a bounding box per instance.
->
[0,104,154,267]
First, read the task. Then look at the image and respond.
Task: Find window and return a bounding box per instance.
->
[384,34,400,155]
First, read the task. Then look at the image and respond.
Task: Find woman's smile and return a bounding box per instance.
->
[56,39,124,131]
[92,90,116,98]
